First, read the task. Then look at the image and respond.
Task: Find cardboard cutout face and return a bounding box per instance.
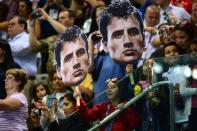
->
[106,16,144,64]
[99,1,144,65]
[57,38,89,86]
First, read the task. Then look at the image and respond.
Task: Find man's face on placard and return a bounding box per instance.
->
[106,16,144,64]
[58,38,89,86]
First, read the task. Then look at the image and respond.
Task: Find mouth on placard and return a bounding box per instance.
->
[123,49,136,56]
[73,69,83,77]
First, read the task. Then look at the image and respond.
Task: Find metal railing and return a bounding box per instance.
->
[88,81,175,131]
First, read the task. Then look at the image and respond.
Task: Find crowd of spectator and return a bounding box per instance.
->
[0,0,197,131]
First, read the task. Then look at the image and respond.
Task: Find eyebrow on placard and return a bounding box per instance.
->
[76,48,86,57]
[127,27,140,36]
[64,53,73,63]
[111,30,124,39]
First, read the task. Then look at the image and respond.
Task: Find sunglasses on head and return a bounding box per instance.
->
[106,78,120,84]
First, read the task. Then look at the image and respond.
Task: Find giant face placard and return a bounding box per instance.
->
[55,26,89,86]
[99,1,144,64]
[106,16,144,64]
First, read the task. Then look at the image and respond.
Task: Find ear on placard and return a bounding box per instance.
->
[56,67,62,79]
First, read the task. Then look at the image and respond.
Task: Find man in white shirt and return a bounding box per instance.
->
[8,16,37,77]
[155,0,190,24]
[142,5,160,61]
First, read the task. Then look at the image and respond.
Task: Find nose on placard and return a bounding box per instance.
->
[123,33,130,42]
[123,42,133,48]
[73,63,80,69]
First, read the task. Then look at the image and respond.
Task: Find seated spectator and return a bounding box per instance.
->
[0,68,28,130]
[74,78,141,131]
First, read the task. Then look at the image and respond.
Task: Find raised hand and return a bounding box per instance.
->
[73,86,82,106]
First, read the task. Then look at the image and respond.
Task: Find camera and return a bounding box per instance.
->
[91,34,102,42]
[32,108,41,117]
[31,10,41,19]
[158,27,168,38]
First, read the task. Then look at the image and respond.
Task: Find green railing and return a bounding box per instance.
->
[88,81,175,131]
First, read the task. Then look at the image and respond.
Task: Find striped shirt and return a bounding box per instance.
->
[0,93,28,131]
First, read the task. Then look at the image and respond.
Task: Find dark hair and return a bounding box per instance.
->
[51,68,57,78]
[163,41,182,55]
[55,25,88,67]
[18,0,32,16]
[188,39,197,53]
[62,9,75,19]
[174,21,194,40]
[17,16,28,31]
[99,1,143,42]
[32,82,50,101]
[0,39,16,69]
[0,2,8,22]
[64,92,76,105]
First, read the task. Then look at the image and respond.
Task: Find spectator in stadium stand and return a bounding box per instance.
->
[0,69,28,130]
[74,78,141,131]
[155,0,190,24]
[8,15,37,78]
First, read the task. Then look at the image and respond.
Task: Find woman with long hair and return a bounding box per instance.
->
[0,39,20,99]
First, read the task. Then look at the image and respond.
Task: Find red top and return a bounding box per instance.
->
[171,0,192,14]
[78,98,141,131]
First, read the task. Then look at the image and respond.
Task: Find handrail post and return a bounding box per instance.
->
[88,81,174,131]
[168,83,175,131]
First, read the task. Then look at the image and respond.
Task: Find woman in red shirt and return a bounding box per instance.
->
[74,78,141,131]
